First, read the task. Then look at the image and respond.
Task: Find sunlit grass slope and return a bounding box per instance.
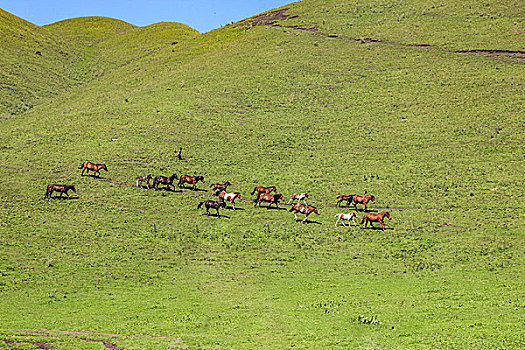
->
[0,0,523,349]
[43,16,137,46]
[0,9,88,117]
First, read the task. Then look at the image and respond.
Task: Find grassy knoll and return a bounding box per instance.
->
[0,0,523,349]
[0,9,88,117]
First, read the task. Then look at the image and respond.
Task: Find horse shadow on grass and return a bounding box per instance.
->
[201,213,230,219]
[263,206,288,211]
[48,196,79,200]
[154,187,182,193]
[302,219,322,225]
[361,226,394,231]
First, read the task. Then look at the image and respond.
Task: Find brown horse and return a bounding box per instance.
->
[352,195,376,212]
[251,186,277,200]
[178,175,205,190]
[153,173,178,191]
[289,204,320,223]
[45,184,76,199]
[359,211,391,231]
[218,192,242,210]
[79,161,107,177]
[336,194,356,207]
[255,193,284,208]
[210,181,232,194]
[136,174,152,189]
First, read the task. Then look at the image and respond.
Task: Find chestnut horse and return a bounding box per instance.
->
[136,174,152,189]
[334,212,358,227]
[336,194,355,207]
[178,175,205,190]
[251,186,277,200]
[197,199,226,217]
[359,211,391,231]
[255,193,284,208]
[210,181,232,194]
[287,192,309,204]
[79,161,107,177]
[352,195,376,212]
[289,204,320,223]
[153,174,178,191]
[218,192,242,210]
[45,184,76,199]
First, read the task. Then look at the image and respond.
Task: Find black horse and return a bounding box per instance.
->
[45,184,76,199]
[153,174,178,191]
[197,200,226,217]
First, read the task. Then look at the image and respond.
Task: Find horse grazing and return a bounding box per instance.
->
[251,186,277,200]
[218,192,242,210]
[197,200,226,217]
[289,204,320,223]
[153,174,178,191]
[334,212,358,227]
[352,195,376,211]
[79,161,107,177]
[178,175,205,190]
[136,174,152,189]
[359,211,391,231]
[210,181,232,194]
[45,184,76,199]
[336,194,355,207]
[287,192,309,204]
[255,193,284,208]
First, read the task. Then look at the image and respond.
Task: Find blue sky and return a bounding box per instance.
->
[0,0,294,33]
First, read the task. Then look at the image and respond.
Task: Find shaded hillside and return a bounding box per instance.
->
[0,12,199,117]
[0,9,88,117]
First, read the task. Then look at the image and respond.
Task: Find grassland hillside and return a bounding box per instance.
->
[43,16,137,46]
[0,0,523,349]
[1,12,198,118]
[0,9,88,116]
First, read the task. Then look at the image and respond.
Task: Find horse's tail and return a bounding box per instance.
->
[334,214,341,218]
[78,163,84,169]
[197,201,205,209]
[251,187,257,195]
[358,216,365,225]
[44,187,49,199]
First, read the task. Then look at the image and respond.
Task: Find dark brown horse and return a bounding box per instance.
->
[45,184,76,199]
[210,181,232,194]
[359,211,391,231]
[251,186,277,200]
[289,204,320,223]
[136,174,152,189]
[79,161,107,177]
[153,174,178,191]
[352,195,376,211]
[178,175,205,190]
[197,199,227,217]
[255,193,284,208]
[336,194,356,207]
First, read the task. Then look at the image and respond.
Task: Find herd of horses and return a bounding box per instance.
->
[46,161,392,230]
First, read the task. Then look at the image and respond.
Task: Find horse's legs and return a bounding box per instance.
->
[294,213,298,221]
[380,219,385,231]
[302,214,308,223]
[216,208,220,217]
[335,216,341,227]
[231,202,235,211]
[351,217,357,226]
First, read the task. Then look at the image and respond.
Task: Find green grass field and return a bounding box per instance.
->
[0,0,523,349]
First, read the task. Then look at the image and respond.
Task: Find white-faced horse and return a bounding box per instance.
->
[218,192,242,210]
[334,212,358,227]
[287,192,309,204]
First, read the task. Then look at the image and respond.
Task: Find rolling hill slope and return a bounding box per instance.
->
[0,0,523,349]
[0,9,88,116]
